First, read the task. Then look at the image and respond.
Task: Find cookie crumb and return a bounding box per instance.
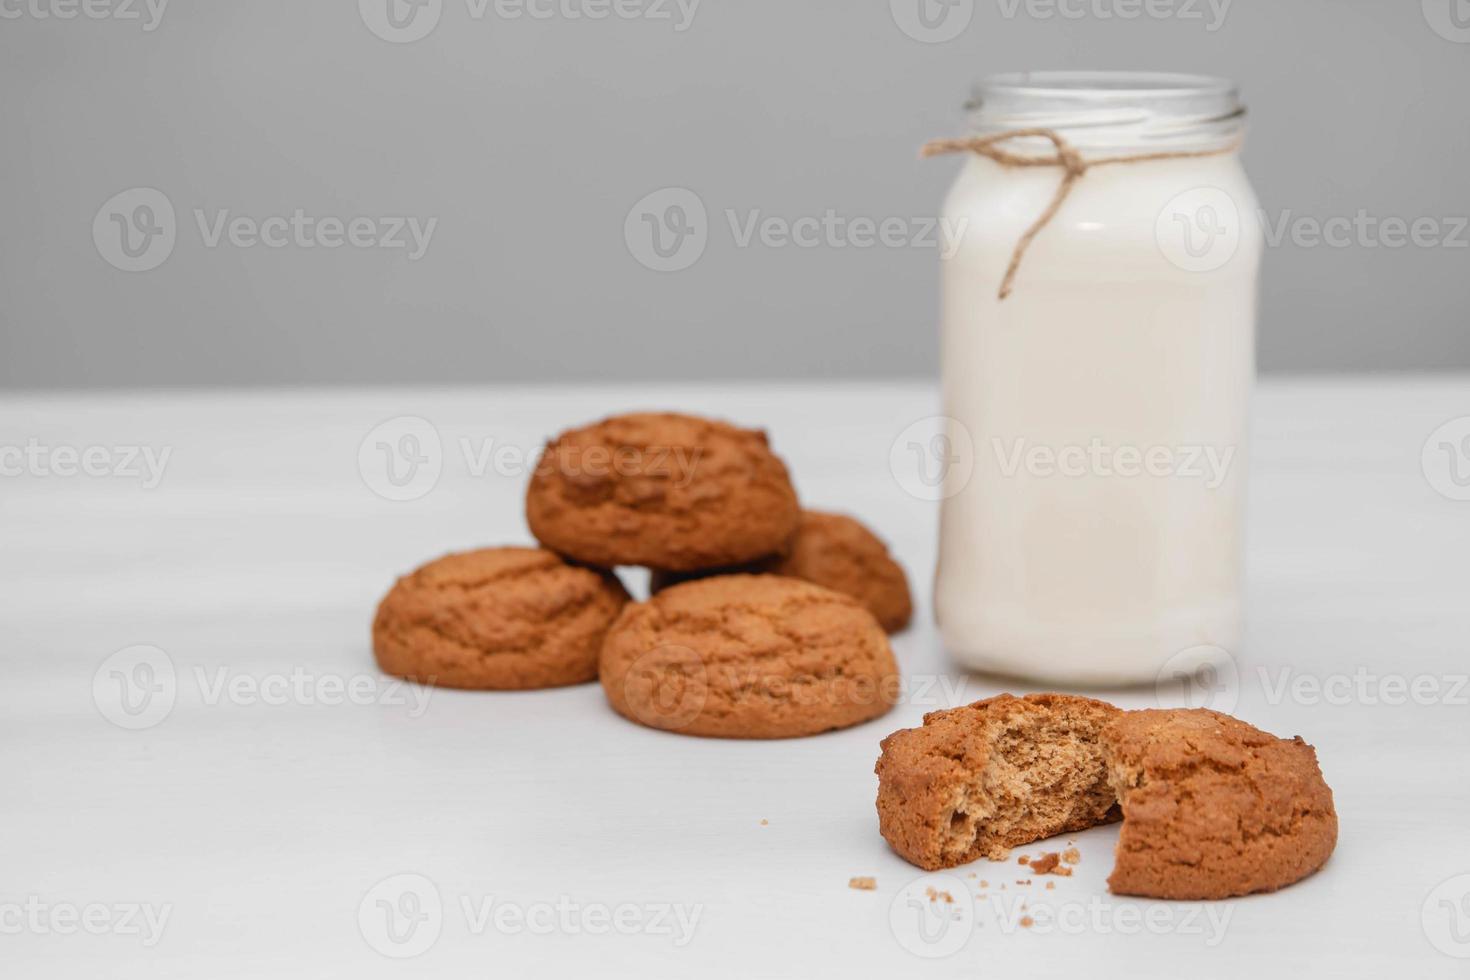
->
[1062,847,1081,865]
[1045,881,1056,890]
[760,819,769,826]
[1018,855,1030,865]
[1029,852,1073,876]
[979,880,988,888]
[923,886,955,904]
[848,877,876,891]
[1020,916,1034,929]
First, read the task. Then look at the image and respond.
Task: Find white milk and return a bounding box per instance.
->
[934,73,1262,685]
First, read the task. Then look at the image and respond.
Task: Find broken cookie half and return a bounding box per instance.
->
[875,694,1122,870]
[875,696,1338,900]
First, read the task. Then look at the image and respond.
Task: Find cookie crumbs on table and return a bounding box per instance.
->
[1029,852,1070,876]
[848,877,876,891]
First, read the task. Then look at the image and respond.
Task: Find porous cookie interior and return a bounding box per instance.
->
[939,704,1118,864]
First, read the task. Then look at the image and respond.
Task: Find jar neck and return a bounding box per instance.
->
[966,71,1246,156]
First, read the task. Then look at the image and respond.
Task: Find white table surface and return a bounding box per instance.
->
[4,378,1468,978]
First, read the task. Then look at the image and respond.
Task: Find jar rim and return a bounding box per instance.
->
[967,71,1245,152]
[976,71,1236,100]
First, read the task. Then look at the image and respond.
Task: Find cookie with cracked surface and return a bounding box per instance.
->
[599,575,899,739]
[649,510,913,633]
[1102,708,1338,900]
[875,694,1123,870]
[525,412,801,572]
[373,547,631,690]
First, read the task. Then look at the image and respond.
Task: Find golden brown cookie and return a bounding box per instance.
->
[649,510,913,633]
[525,413,801,572]
[1102,708,1338,900]
[875,694,1123,870]
[599,575,900,739]
[373,547,630,690]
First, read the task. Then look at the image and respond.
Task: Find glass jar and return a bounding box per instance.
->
[933,71,1262,685]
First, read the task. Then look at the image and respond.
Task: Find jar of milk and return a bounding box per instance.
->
[931,72,1262,685]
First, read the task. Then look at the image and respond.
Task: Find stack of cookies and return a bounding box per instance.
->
[373,412,912,739]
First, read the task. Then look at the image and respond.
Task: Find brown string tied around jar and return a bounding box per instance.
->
[922,127,1242,300]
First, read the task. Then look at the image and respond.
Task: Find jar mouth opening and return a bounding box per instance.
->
[976,70,1236,99]
[967,71,1245,153]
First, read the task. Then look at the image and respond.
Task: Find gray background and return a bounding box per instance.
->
[2,0,1467,389]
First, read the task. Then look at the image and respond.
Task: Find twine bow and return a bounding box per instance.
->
[922,128,1240,300]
